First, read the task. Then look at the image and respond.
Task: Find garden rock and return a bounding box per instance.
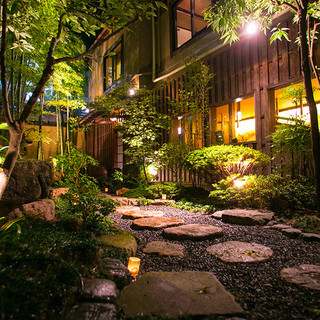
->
[115,206,140,214]
[99,258,131,290]
[98,233,137,256]
[81,279,118,302]
[117,271,243,318]
[270,224,292,230]
[50,187,69,199]
[116,187,129,196]
[143,241,185,257]
[1,160,52,205]
[66,303,118,320]
[207,241,274,263]
[221,209,274,226]
[6,199,55,221]
[132,217,185,230]
[212,210,223,219]
[163,224,224,240]
[122,209,164,219]
[149,199,176,205]
[281,228,302,239]
[280,264,320,290]
[301,233,320,242]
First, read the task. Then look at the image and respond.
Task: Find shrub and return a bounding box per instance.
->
[293,215,320,234]
[186,145,270,184]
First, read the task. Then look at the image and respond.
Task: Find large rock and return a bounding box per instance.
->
[6,199,55,221]
[280,264,320,290]
[81,279,118,302]
[220,209,274,226]
[50,187,69,199]
[122,209,164,219]
[207,241,274,263]
[163,224,224,241]
[143,241,185,257]
[98,233,137,256]
[99,258,131,290]
[66,303,118,320]
[1,160,52,206]
[132,217,185,230]
[117,271,243,318]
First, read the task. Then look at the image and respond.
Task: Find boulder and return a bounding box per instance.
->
[66,303,118,320]
[132,217,185,230]
[220,209,274,226]
[98,233,137,256]
[81,279,118,302]
[163,224,224,240]
[115,188,129,196]
[117,271,243,318]
[143,241,185,257]
[207,241,274,263]
[280,264,320,290]
[50,187,69,199]
[1,160,52,205]
[99,258,131,290]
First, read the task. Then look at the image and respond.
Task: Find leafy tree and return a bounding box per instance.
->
[0,0,166,199]
[204,0,320,210]
[170,57,214,147]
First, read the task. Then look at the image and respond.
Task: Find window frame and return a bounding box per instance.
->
[103,39,124,92]
[173,0,213,50]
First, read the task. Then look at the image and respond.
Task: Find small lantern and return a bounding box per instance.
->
[105,187,108,193]
[162,194,167,200]
[127,257,140,277]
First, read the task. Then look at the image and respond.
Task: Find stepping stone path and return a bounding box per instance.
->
[122,209,164,219]
[218,209,274,225]
[117,271,244,318]
[163,224,224,240]
[98,233,138,256]
[67,303,118,320]
[281,264,320,290]
[132,216,185,230]
[207,241,274,263]
[143,241,185,257]
[81,279,118,302]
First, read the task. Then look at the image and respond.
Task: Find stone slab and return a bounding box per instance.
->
[301,233,320,242]
[163,224,224,240]
[66,303,118,320]
[122,210,164,220]
[98,233,137,256]
[149,199,176,205]
[212,211,223,219]
[81,279,118,302]
[221,209,274,226]
[281,228,302,239]
[117,271,243,318]
[99,258,131,290]
[281,264,320,290]
[270,224,292,230]
[207,241,274,263]
[115,206,140,214]
[132,217,185,230]
[143,241,185,257]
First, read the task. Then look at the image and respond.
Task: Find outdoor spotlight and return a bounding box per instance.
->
[84,108,90,113]
[129,89,135,96]
[234,179,246,188]
[246,22,258,35]
[127,257,140,277]
[110,117,117,122]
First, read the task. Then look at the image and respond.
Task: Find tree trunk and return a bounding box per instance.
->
[0,122,25,198]
[37,94,44,160]
[299,5,320,212]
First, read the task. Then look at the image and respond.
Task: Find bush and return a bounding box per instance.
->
[186,145,270,184]
[209,174,317,212]
[292,215,320,234]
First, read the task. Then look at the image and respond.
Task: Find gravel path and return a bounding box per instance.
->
[111,205,320,320]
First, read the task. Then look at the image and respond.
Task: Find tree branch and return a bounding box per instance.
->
[310,21,320,87]
[0,0,14,126]
[273,0,298,13]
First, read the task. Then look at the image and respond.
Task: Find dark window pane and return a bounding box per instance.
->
[194,0,212,16]
[177,0,190,12]
[194,15,207,34]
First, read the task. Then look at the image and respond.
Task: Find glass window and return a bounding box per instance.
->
[174,0,212,48]
[103,41,122,91]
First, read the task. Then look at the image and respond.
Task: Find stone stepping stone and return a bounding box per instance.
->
[122,210,164,220]
[115,206,140,214]
[99,258,131,290]
[81,279,118,302]
[220,209,274,226]
[163,224,223,240]
[301,233,320,242]
[66,303,118,320]
[207,241,274,263]
[98,233,137,256]
[270,224,292,230]
[281,228,302,239]
[149,199,176,205]
[132,217,185,230]
[143,241,185,257]
[281,264,320,290]
[117,271,243,318]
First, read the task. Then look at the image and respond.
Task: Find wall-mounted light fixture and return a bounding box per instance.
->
[178,127,182,135]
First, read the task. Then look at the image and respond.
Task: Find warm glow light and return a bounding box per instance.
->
[147,165,158,176]
[237,111,242,121]
[84,108,90,113]
[234,179,246,188]
[162,194,167,200]
[178,116,183,120]
[110,117,117,122]
[129,89,135,96]
[235,98,243,103]
[105,188,108,193]
[127,257,140,277]
[178,127,182,135]
[246,22,258,35]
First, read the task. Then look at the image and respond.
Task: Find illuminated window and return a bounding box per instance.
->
[212,96,256,144]
[174,0,212,48]
[275,79,320,124]
[103,41,123,91]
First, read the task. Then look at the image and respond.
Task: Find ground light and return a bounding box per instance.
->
[234,178,246,188]
[127,257,140,278]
